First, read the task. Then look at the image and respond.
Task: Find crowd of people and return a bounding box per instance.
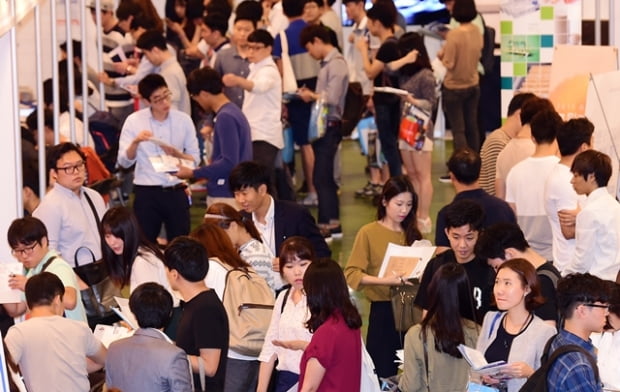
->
[10,0,620,391]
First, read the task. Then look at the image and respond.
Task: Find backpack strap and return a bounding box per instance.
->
[40,255,57,272]
[280,287,291,314]
[537,268,560,289]
[487,312,503,339]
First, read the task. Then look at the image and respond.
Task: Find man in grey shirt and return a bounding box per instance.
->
[297,24,348,240]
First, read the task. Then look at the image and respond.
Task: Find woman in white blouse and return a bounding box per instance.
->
[100,206,178,302]
[256,236,316,392]
[204,202,284,292]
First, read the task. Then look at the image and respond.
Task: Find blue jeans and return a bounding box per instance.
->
[312,124,342,224]
[374,103,402,176]
[442,85,481,151]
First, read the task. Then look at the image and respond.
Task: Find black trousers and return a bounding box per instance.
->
[133,184,190,243]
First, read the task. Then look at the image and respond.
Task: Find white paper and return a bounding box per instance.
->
[148,154,195,173]
[93,324,134,348]
[378,241,436,279]
[0,263,24,304]
[112,296,139,330]
[458,344,512,377]
[373,86,411,96]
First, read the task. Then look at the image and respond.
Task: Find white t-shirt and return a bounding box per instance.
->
[543,163,585,274]
[5,315,103,392]
[591,331,620,391]
[506,155,559,260]
[496,138,535,182]
[130,248,181,307]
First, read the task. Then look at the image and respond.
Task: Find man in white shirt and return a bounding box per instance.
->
[5,272,106,392]
[544,118,593,275]
[566,150,620,281]
[33,143,107,265]
[506,109,562,261]
[265,0,289,37]
[117,74,199,243]
[222,30,283,178]
[496,97,555,199]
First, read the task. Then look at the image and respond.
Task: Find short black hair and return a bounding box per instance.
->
[187,0,206,19]
[305,0,323,8]
[557,273,609,319]
[46,142,86,175]
[205,0,232,20]
[164,236,209,282]
[25,272,65,309]
[187,67,223,96]
[530,109,562,144]
[248,29,274,47]
[136,29,167,51]
[229,161,271,192]
[130,14,157,31]
[475,222,529,261]
[23,160,40,196]
[282,0,304,18]
[7,216,48,249]
[519,97,555,126]
[366,1,396,29]
[446,147,480,185]
[571,150,612,188]
[59,39,83,59]
[129,282,173,329]
[138,73,168,101]
[342,0,364,3]
[26,108,54,132]
[452,0,478,23]
[556,118,594,157]
[444,199,484,231]
[203,12,229,36]
[507,92,537,117]
[299,24,332,47]
[235,0,262,23]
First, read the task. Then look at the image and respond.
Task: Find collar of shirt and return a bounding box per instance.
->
[586,187,609,205]
[353,16,368,31]
[158,56,177,73]
[253,195,276,253]
[28,249,60,276]
[250,55,275,71]
[52,182,84,199]
[321,48,339,67]
[558,329,596,354]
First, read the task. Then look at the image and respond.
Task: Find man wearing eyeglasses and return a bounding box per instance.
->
[33,142,107,267]
[118,74,200,244]
[545,273,608,392]
[6,216,88,323]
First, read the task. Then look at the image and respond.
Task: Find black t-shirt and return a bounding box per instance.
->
[484,314,534,363]
[414,250,495,324]
[535,262,560,323]
[373,37,400,106]
[176,290,229,391]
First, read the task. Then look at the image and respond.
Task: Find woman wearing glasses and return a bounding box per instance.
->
[475,259,556,391]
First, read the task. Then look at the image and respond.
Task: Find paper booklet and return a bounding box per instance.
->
[0,263,24,304]
[373,86,411,96]
[377,240,436,280]
[93,324,134,348]
[148,155,195,173]
[111,296,139,330]
[458,344,513,378]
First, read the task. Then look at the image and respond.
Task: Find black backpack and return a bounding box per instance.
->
[480,15,496,75]
[341,81,366,137]
[518,334,599,391]
[88,110,121,172]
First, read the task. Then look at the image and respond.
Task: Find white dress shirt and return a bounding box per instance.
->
[242,57,283,148]
[567,187,620,280]
[117,107,199,186]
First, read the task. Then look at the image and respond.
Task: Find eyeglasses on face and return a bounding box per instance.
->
[56,160,86,175]
[11,242,38,257]
[247,44,266,51]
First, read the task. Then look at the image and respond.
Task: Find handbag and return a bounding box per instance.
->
[399,101,430,150]
[280,32,298,93]
[73,246,121,323]
[360,337,381,392]
[390,278,422,333]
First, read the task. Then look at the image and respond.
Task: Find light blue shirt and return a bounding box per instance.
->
[117,107,199,186]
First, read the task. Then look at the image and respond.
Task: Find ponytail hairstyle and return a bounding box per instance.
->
[204,202,262,242]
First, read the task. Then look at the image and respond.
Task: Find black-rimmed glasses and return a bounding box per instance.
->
[55,160,85,175]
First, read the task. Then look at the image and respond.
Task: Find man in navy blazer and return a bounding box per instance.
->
[105,283,192,392]
[229,161,331,258]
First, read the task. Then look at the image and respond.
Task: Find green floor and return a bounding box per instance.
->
[188,138,456,332]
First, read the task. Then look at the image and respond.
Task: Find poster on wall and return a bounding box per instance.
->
[499,0,582,117]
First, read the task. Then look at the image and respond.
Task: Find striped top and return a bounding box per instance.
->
[479,127,511,195]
